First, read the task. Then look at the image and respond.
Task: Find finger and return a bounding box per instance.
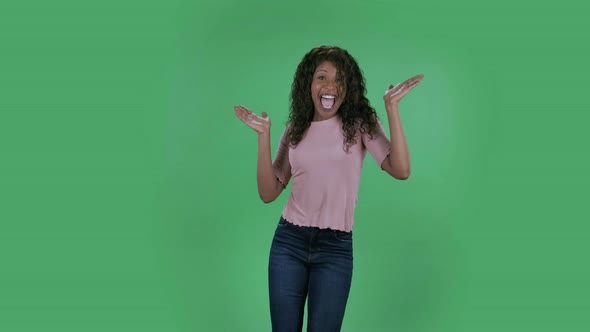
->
[389,74,423,91]
[390,82,411,97]
[246,114,262,127]
[401,75,422,87]
[235,105,252,115]
[239,108,268,126]
[234,105,247,117]
[409,74,424,84]
[410,79,421,88]
[235,108,254,124]
[386,75,423,98]
[384,84,394,95]
[389,81,420,100]
[236,112,250,124]
[234,106,245,117]
[388,83,405,97]
[237,107,260,125]
[235,106,249,118]
[389,90,406,100]
[409,78,422,88]
[385,83,402,97]
[253,112,270,124]
[404,79,418,89]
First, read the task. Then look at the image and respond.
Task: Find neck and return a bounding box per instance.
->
[312,113,338,122]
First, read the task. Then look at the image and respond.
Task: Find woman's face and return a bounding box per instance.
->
[310,61,345,121]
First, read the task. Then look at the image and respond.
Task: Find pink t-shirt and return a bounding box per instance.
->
[272,114,391,232]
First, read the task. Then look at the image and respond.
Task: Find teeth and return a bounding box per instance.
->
[321,95,336,99]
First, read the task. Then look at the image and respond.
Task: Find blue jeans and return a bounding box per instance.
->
[268,216,353,332]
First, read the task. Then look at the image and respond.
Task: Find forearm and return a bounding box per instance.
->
[257,132,281,202]
[385,106,411,179]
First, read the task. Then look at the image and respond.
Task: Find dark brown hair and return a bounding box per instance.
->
[287,45,380,151]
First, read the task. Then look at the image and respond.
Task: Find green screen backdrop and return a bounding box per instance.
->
[1,0,589,331]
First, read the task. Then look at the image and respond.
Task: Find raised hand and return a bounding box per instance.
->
[234,105,271,135]
[384,74,424,110]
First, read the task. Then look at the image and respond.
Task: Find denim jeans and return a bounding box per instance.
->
[268,216,353,332]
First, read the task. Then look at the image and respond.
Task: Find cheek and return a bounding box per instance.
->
[311,83,320,97]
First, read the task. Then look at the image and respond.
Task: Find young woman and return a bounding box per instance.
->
[234,45,423,332]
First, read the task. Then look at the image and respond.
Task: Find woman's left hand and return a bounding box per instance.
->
[384,74,424,110]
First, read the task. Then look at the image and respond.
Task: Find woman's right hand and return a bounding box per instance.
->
[234,105,271,135]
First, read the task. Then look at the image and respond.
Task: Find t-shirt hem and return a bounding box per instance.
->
[281,213,353,233]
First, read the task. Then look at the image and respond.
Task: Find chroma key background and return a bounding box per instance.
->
[1,0,589,331]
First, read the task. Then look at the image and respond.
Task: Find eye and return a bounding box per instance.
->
[317,75,325,80]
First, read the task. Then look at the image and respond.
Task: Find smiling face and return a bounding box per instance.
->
[310,61,346,121]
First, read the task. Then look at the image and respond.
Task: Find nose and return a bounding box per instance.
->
[323,80,337,92]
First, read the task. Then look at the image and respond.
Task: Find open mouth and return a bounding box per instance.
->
[320,94,336,109]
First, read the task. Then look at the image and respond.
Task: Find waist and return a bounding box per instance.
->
[280,216,352,235]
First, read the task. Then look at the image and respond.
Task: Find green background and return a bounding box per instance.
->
[1,0,589,331]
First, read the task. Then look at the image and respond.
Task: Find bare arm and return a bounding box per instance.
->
[381,74,424,180]
[234,105,285,203]
[256,131,285,203]
[381,106,411,180]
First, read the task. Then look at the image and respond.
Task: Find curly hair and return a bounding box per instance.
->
[287,45,380,152]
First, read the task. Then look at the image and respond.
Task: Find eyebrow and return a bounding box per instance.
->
[315,69,328,73]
